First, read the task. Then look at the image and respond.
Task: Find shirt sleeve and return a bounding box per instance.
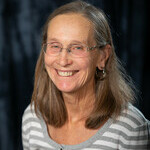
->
[118,104,150,149]
[22,106,30,150]
[128,120,150,149]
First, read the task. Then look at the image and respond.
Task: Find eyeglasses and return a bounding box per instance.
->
[43,42,102,58]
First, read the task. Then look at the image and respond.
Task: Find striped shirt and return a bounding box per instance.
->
[22,103,150,150]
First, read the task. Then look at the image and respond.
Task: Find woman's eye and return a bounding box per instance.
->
[76,47,82,49]
[73,46,83,50]
[52,45,59,48]
[49,44,61,49]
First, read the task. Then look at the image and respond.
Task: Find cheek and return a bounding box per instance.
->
[44,55,55,76]
[81,56,97,72]
[78,58,96,80]
[44,55,53,65]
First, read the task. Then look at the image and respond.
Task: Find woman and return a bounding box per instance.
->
[22,1,150,150]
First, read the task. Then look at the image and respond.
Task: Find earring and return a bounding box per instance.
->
[96,67,106,80]
[102,68,106,78]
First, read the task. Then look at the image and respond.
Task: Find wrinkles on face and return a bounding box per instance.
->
[44,13,99,96]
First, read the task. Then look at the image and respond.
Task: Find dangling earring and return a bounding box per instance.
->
[102,68,106,78]
[96,67,106,80]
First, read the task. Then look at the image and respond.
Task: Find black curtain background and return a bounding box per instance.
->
[0,0,149,150]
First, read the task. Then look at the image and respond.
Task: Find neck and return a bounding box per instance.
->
[62,85,95,124]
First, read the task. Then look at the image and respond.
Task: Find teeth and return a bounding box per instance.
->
[58,71,73,76]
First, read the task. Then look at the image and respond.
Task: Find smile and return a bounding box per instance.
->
[57,70,78,77]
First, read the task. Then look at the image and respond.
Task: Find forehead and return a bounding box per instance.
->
[47,14,94,44]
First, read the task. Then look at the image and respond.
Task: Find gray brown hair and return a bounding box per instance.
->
[31,0,136,129]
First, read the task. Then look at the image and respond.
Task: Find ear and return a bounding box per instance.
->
[97,44,111,70]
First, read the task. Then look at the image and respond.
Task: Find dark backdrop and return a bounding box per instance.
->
[0,0,149,150]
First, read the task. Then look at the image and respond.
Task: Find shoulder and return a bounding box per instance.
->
[22,104,55,149]
[119,103,149,128]
[111,103,150,140]
[22,104,45,148]
[22,103,39,122]
[22,103,43,133]
[104,103,150,149]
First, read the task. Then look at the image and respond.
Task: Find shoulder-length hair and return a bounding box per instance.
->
[31,0,136,129]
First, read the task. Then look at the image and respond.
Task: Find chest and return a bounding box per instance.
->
[47,124,99,145]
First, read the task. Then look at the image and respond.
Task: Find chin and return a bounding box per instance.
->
[55,82,78,94]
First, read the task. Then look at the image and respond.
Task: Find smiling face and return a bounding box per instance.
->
[44,13,100,94]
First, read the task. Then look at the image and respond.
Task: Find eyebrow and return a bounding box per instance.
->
[47,38,87,45]
[47,38,59,42]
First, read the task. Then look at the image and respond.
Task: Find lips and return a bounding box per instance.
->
[57,70,78,77]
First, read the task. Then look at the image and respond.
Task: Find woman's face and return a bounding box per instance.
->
[44,14,101,94]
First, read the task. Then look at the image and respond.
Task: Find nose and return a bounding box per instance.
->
[58,48,72,67]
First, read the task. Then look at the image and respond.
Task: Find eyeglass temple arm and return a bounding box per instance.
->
[89,45,104,51]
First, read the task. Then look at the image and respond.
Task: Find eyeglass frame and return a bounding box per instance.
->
[43,42,104,57]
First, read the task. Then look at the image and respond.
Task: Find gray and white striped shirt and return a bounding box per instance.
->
[22,103,150,150]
